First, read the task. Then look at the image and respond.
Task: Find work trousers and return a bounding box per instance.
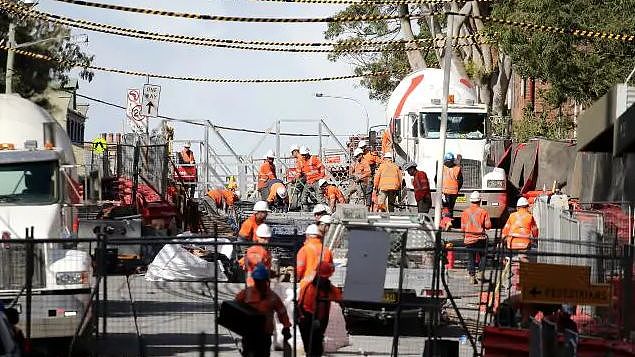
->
[443,194,459,215]
[300,181,324,208]
[299,311,327,357]
[378,190,398,212]
[417,196,432,214]
[242,333,272,357]
[466,239,487,276]
[347,181,368,204]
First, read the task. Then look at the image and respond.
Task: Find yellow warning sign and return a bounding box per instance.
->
[91,137,108,154]
[520,262,611,306]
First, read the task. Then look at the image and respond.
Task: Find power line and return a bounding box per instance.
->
[253,0,493,4]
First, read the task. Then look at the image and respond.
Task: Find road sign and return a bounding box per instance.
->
[92,137,108,154]
[126,89,142,121]
[520,262,611,306]
[142,84,161,118]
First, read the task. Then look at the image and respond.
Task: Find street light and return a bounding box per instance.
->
[315,92,371,133]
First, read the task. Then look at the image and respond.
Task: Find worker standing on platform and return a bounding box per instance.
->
[298,261,342,357]
[319,179,346,213]
[179,142,195,165]
[299,147,326,209]
[235,263,291,357]
[439,152,463,217]
[240,224,273,287]
[403,162,431,214]
[461,191,492,284]
[348,148,371,204]
[258,150,277,200]
[239,201,270,242]
[288,145,305,210]
[358,140,381,207]
[373,152,402,212]
[297,224,334,288]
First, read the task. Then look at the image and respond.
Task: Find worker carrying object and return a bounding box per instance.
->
[373,152,402,212]
[240,224,273,287]
[297,224,334,288]
[348,148,371,204]
[438,152,463,218]
[319,179,346,213]
[179,142,195,164]
[461,191,492,284]
[235,263,291,357]
[403,162,431,214]
[502,197,538,251]
[298,261,342,357]
[239,201,270,242]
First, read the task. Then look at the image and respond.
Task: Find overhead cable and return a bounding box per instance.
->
[50,0,427,23]
[253,0,492,4]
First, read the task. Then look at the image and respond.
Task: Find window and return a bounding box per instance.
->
[409,113,418,137]
[0,161,58,205]
[420,112,486,139]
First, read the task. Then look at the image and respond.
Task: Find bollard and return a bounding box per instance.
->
[445,243,455,270]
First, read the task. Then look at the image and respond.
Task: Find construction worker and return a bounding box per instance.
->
[312,204,330,223]
[348,148,371,204]
[235,263,291,357]
[206,187,238,211]
[299,147,326,208]
[287,145,305,210]
[381,129,393,155]
[178,142,195,164]
[258,150,277,200]
[502,197,538,251]
[403,162,431,214]
[240,224,273,287]
[266,180,288,210]
[440,152,463,216]
[319,179,346,213]
[239,201,270,242]
[317,214,332,237]
[440,207,454,231]
[373,152,402,212]
[297,224,334,288]
[297,261,342,357]
[461,191,492,284]
[358,140,382,206]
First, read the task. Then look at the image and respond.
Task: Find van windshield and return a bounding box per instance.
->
[0,161,58,205]
[420,112,486,139]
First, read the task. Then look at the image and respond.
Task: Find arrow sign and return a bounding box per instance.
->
[142,84,161,118]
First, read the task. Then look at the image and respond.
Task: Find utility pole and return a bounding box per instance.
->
[433,10,454,228]
[5,21,16,94]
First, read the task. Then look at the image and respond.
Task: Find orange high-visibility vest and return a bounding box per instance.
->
[374,161,402,191]
[240,245,272,287]
[301,156,325,184]
[238,215,260,242]
[266,182,286,203]
[362,151,382,167]
[180,149,195,164]
[461,204,492,245]
[296,237,334,287]
[351,160,371,184]
[207,189,224,207]
[442,165,461,195]
[381,130,393,154]
[502,209,538,250]
[235,287,291,335]
[324,185,346,204]
[257,161,276,189]
[222,189,237,207]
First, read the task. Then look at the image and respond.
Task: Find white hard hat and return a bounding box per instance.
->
[289,144,300,154]
[318,178,328,187]
[305,224,322,237]
[255,224,272,238]
[469,191,481,202]
[234,190,241,197]
[318,214,332,224]
[265,150,275,159]
[358,140,368,148]
[353,148,364,157]
[517,197,529,207]
[253,200,271,212]
[184,141,191,148]
[403,162,417,170]
[312,203,329,214]
[299,146,310,155]
[276,185,288,198]
[383,152,393,159]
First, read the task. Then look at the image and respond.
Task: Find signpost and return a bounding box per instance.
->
[142,84,161,118]
[126,88,145,134]
[520,262,611,306]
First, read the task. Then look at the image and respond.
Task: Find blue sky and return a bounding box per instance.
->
[38,0,387,156]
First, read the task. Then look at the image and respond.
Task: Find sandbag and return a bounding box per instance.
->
[324,302,351,352]
[145,242,228,281]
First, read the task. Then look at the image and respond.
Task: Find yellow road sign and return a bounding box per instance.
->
[520,262,611,306]
[91,137,108,154]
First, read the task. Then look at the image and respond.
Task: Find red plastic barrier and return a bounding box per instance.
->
[174,166,197,182]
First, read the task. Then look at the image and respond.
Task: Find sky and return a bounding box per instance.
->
[37,0,388,157]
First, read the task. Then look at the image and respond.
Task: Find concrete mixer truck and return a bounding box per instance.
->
[386,69,507,218]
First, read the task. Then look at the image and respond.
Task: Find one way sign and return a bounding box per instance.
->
[142,84,161,118]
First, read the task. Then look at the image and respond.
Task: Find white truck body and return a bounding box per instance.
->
[0,95,91,339]
[386,69,507,217]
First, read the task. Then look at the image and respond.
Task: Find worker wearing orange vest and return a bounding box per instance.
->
[240,224,273,287]
[358,140,382,206]
[502,197,539,251]
[206,188,238,211]
[381,129,393,155]
[439,152,463,217]
[179,142,195,164]
[461,191,492,284]
[297,224,334,288]
[258,150,277,199]
[403,162,432,214]
[238,201,270,242]
[266,181,288,211]
[319,179,346,213]
[348,148,371,204]
[297,261,342,357]
[235,263,291,356]
[298,147,326,209]
[373,152,402,212]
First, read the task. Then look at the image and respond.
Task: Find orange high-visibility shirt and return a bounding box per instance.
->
[502,208,538,250]
[362,151,382,167]
[299,281,342,321]
[257,161,276,189]
[381,130,393,154]
[324,185,346,204]
[266,182,286,203]
[461,204,492,245]
[207,189,224,207]
[235,287,291,335]
[351,160,371,184]
[301,156,325,184]
[412,170,431,201]
[296,237,334,286]
[374,161,402,191]
[180,149,195,164]
[222,189,238,207]
[442,165,462,195]
[238,215,260,242]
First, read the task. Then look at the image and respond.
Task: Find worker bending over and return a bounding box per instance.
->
[373,152,402,212]
[319,179,346,213]
[239,201,270,242]
[240,224,273,286]
[297,224,334,288]
[298,261,342,357]
[403,162,431,214]
[235,263,291,357]
[206,187,238,212]
[258,150,277,200]
[348,148,371,204]
[461,191,492,284]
